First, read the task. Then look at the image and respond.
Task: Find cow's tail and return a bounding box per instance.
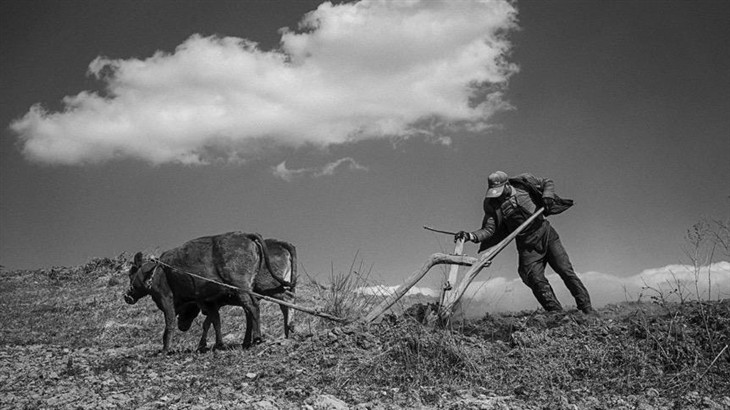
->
[279,241,298,293]
[250,233,293,290]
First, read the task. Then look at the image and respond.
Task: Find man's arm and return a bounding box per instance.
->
[539,177,555,200]
[455,200,497,243]
[519,173,574,215]
[471,214,496,243]
[514,173,555,199]
[508,173,573,217]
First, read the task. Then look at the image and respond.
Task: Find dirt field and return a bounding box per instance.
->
[1,256,729,409]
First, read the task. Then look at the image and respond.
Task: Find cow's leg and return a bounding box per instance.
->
[243,307,253,348]
[280,304,291,338]
[198,315,212,352]
[152,293,177,354]
[241,293,261,348]
[197,306,224,351]
[268,292,292,338]
[209,309,225,350]
[162,308,176,354]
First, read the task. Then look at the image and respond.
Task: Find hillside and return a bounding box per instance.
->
[1,255,729,409]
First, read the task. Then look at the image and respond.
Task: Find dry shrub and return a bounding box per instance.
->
[298,254,381,328]
[628,300,730,391]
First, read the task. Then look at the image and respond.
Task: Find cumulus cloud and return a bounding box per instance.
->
[272,157,368,182]
[359,262,730,316]
[10,0,518,166]
[462,261,730,315]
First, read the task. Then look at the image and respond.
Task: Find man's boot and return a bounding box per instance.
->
[581,306,599,317]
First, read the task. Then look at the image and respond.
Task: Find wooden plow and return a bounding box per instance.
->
[363,208,545,324]
[174,207,544,326]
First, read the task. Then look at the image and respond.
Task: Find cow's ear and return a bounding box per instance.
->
[133,252,144,268]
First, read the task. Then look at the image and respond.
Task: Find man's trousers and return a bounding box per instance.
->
[516,221,592,312]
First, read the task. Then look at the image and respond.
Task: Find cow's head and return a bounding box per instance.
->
[124,252,158,304]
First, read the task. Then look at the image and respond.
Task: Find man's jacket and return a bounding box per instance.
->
[477,173,574,252]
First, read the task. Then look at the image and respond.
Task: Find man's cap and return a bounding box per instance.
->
[486,171,509,198]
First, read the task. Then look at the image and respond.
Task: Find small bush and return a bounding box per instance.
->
[302,254,381,326]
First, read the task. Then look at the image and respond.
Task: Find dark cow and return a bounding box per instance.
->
[194,238,297,351]
[124,232,291,353]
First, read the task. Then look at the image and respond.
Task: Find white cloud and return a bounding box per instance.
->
[10,0,518,166]
[360,261,730,317]
[272,157,368,182]
[465,261,730,315]
[314,157,369,177]
[272,162,307,183]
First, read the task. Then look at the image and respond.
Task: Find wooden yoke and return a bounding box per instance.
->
[438,208,545,322]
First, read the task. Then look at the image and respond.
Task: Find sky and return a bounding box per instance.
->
[1,0,729,311]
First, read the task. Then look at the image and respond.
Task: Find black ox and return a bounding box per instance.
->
[124,232,296,353]
[184,238,298,351]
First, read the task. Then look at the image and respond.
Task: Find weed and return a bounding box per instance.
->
[299,253,381,327]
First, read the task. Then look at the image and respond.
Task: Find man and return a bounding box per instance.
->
[455,171,595,314]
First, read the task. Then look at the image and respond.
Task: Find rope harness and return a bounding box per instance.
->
[145,256,347,323]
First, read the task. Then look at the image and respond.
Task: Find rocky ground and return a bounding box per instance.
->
[1,256,729,409]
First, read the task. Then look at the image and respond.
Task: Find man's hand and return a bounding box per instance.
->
[455,231,477,243]
[543,197,555,212]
